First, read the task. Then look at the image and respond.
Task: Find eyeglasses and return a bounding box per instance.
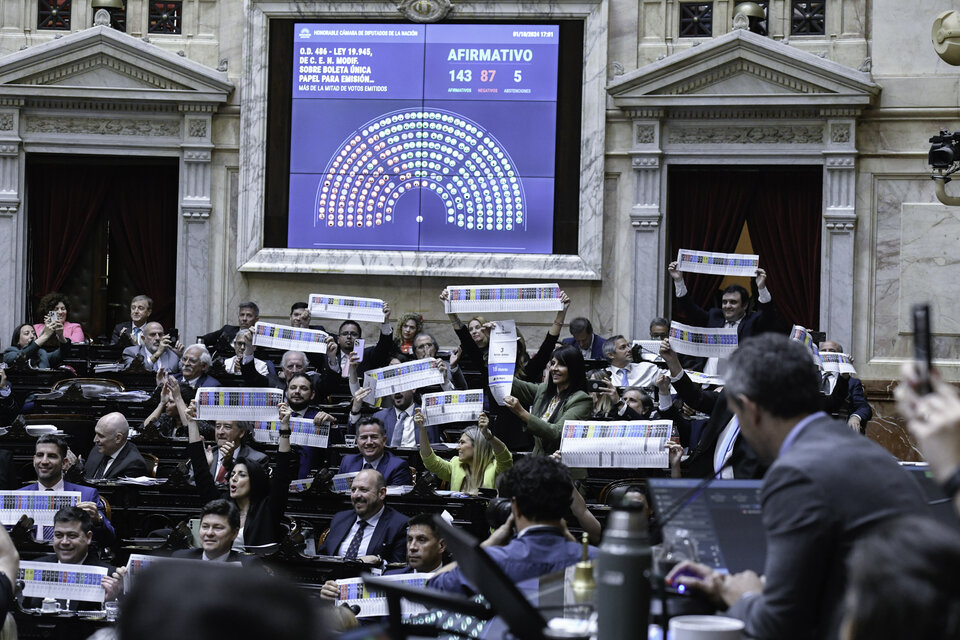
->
[415,343,436,351]
[339,331,360,338]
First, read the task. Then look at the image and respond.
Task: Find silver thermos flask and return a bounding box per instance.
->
[596,504,651,639]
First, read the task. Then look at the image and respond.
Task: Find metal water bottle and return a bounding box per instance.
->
[596,504,651,640]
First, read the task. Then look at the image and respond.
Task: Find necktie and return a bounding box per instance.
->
[344,519,369,559]
[41,488,54,540]
[715,416,741,476]
[391,411,407,447]
[215,461,227,483]
[362,462,373,470]
[132,327,142,344]
[618,368,629,386]
[92,455,110,480]
[821,373,833,393]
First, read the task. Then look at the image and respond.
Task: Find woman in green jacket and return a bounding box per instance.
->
[503,344,592,455]
[415,412,512,493]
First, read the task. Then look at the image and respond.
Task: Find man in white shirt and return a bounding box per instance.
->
[602,334,660,389]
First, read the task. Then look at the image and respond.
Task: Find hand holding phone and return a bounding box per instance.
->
[912,303,933,395]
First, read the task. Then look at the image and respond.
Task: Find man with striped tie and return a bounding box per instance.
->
[20,435,114,546]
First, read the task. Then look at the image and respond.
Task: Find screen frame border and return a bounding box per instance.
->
[237,0,606,279]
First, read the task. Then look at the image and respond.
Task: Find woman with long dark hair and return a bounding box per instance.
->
[34,292,84,343]
[4,321,61,368]
[171,377,292,548]
[502,344,592,455]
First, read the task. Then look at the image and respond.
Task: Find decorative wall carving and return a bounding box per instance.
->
[666,125,823,144]
[831,123,851,143]
[23,116,180,137]
[0,115,12,131]
[661,60,818,95]
[20,53,189,90]
[396,0,452,22]
[635,124,655,144]
[188,119,207,138]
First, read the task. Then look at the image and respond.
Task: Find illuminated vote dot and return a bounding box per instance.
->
[385,215,392,221]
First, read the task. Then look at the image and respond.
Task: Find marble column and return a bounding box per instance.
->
[0,104,23,333]
[820,117,857,350]
[627,114,664,338]
[178,112,214,345]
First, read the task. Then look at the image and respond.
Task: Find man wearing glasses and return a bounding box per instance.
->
[321,303,396,394]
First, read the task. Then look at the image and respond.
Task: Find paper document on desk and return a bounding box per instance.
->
[676,249,759,277]
[421,389,484,425]
[560,420,672,469]
[443,284,563,314]
[19,561,107,604]
[336,573,436,617]
[668,321,738,359]
[488,320,517,406]
[252,321,331,354]
[195,387,283,421]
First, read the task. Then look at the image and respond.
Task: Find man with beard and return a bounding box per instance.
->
[121,321,182,373]
[321,303,395,395]
[338,417,412,486]
[175,344,221,388]
[348,388,440,447]
[286,372,339,478]
[317,468,409,564]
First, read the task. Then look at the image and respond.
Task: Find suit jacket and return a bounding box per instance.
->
[20,481,116,547]
[727,415,930,640]
[122,344,181,373]
[338,450,412,486]
[318,505,408,563]
[561,334,606,360]
[199,324,241,357]
[675,293,782,339]
[320,329,394,394]
[377,405,440,446]
[84,441,148,480]
[822,375,872,430]
[171,547,263,568]
[110,321,150,347]
[174,372,221,388]
[3,341,60,369]
[670,373,766,480]
[209,443,269,479]
[22,553,113,611]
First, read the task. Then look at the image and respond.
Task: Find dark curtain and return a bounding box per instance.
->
[29,167,110,308]
[106,164,179,330]
[747,170,822,329]
[667,170,754,317]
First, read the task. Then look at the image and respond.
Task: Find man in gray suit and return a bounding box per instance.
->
[121,321,182,373]
[668,334,928,640]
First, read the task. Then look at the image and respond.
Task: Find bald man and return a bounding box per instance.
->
[121,321,182,373]
[84,412,149,480]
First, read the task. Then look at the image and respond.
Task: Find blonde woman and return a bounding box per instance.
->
[414,411,512,494]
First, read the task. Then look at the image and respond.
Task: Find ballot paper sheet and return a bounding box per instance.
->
[309,294,385,323]
[421,390,484,426]
[19,560,107,604]
[0,491,81,527]
[560,420,673,469]
[195,387,283,421]
[668,321,739,359]
[443,284,563,314]
[363,359,443,399]
[335,573,435,617]
[252,322,330,354]
[676,249,759,277]
[252,417,330,449]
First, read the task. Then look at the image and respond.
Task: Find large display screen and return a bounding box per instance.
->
[288,23,560,253]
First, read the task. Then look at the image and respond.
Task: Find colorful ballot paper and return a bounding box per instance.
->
[668,321,739,359]
[252,417,330,449]
[789,325,823,366]
[252,322,331,353]
[443,284,563,314]
[332,472,360,493]
[560,420,673,469]
[821,352,857,375]
[0,491,81,527]
[195,387,283,421]
[676,249,760,277]
[123,554,176,594]
[289,478,314,493]
[19,561,107,604]
[309,294,385,323]
[488,320,518,406]
[363,358,443,399]
[421,390,484,426]
[685,370,725,387]
[335,573,435,617]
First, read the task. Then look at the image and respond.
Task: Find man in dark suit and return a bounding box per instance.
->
[22,507,122,611]
[121,321,182,373]
[338,417,412,486]
[348,389,440,447]
[318,469,408,564]
[110,294,152,347]
[659,340,766,480]
[667,334,929,640]
[819,340,872,434]
[561,317,605,360]
[171,499,260,566]
[199,301,259,358]
[84,412,148,480]
[174,344,221,389]
[320,303,395,393]
[23,435,115,546]
[206,420,268,483]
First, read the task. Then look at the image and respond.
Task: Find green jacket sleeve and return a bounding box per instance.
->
[509,378,540,407]
[526,391,594,454]
[420,446,453,483]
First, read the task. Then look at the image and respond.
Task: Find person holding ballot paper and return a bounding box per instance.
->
[502,344,592,456]
[414,411,512,493]
[177,379,293,548]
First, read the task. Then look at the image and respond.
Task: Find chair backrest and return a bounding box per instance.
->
[142,453,159,478]
[52,377,126,394]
